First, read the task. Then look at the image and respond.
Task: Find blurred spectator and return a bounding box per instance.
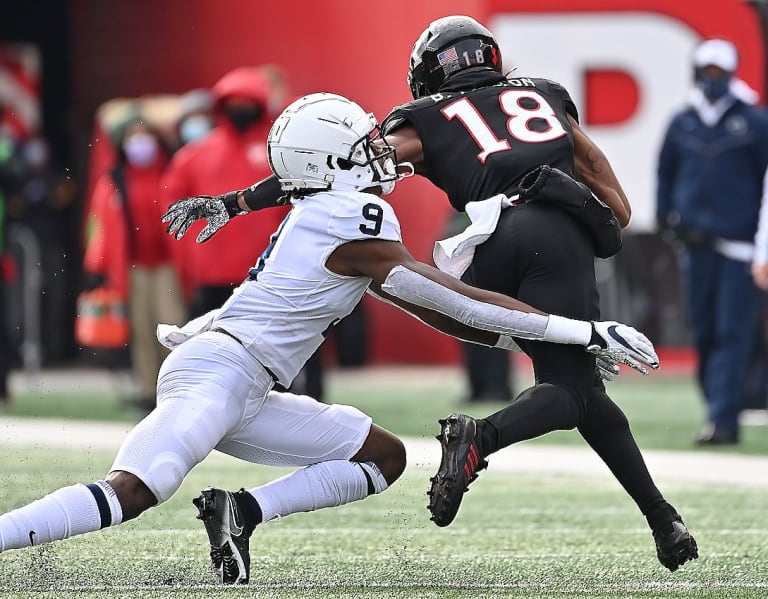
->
[160,66,289,316]
[656,39,768,444]
[0,104,21,404]
[14,136,78,363]
[83,116,186,413]
[175,88,214,149]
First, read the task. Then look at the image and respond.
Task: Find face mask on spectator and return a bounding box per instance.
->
[224,104,264,132]
[123,133,159,167]
[695,70,732,102]
[180,115,213,144]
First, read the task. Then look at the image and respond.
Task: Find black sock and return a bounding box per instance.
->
[645,500,679,531]
[237,489,263,534]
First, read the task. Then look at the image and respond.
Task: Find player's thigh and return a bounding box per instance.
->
[519,337,596,398]
[110,333,271,502]
[215,390,372,467]
[473,204,599,319]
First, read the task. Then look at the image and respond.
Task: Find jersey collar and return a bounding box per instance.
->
[438,68,508,94]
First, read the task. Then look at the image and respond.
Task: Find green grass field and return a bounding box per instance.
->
[1,370,767,597]
[1,448,767,598]
[5,369,768,454]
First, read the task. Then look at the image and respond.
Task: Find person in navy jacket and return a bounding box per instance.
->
[656,38,768,444]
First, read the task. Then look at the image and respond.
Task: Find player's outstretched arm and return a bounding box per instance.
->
[161,176,284,243]
[327,239,658,374]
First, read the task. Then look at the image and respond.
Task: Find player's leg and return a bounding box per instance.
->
[579,380,698,570]
[0,332,269,553]
[193,390,406,584]
[429,205,597,525]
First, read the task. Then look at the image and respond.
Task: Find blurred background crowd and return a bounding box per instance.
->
[1,0,768,443]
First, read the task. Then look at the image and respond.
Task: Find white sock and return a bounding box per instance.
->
[0,480,123,552]
[248,460,389,522]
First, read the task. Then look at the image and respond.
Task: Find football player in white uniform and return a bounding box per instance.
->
[0,94,658,585]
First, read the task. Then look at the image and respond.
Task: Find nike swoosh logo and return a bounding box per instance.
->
[607,325,633,352]
[228,499,244,537]
[29,530,36,546]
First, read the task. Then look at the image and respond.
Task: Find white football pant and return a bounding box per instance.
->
[110,331,372,503]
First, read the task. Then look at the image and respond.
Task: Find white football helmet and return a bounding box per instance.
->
[267,93,411,196]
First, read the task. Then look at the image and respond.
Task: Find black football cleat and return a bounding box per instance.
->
[652,514,699,572]
[427,413,487,527]
[193,487,254,584]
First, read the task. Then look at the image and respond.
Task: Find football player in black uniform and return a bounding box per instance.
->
[160,15,697,573]
[383,16,696,572]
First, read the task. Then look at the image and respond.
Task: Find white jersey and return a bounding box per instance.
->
[211,189,401,386]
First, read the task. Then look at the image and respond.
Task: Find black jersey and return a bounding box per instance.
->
[384,73,579,212]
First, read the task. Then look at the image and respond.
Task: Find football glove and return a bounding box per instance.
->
[595,354,621,381]
[587,321,659,375]
[161,191,241,243]
[497,333,621,382]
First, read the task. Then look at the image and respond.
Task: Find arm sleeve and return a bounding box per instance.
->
[242,175,285,211]
[381,265,592,344]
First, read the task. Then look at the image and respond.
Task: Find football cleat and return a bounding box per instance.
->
[427,413,487,527]
[652,514,699,572]
[193,487,254,584]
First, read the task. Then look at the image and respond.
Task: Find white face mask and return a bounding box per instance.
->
[179,115,213,144]
[123,133,159,167]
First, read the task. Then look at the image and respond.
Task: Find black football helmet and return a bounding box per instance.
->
[407,15,502,100]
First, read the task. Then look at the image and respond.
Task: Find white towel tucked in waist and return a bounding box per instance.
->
[433,194,515,278]
[156,308,221,349]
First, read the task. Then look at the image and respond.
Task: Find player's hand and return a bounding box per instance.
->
[161,192,240,243]
[595,354,620,381]
[587,321,659,375]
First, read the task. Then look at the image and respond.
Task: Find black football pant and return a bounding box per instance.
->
[463,203,664,515]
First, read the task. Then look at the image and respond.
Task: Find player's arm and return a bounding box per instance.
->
[161,175,284,243]
[383,125,427,174]
[326,238,658,372]
[569,114,631,227]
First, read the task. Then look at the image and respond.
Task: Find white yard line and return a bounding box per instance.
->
[1,415,767,488]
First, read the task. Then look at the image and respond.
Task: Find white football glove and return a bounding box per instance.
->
[161,192,241,243]
[587,321,659,375]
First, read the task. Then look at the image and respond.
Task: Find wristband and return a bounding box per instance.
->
[542,314,592,346]
[220,191,243,218]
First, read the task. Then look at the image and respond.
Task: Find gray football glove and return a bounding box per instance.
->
[498,333,621,382]
[587,321,659,375]
[595,354,621,381]
[161,191,241,243]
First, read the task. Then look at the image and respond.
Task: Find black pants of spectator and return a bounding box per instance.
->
[461,342,513,402]
[744,305,768,410]
[0,275,9,403]
[463,203,665,516]
[190,285,238,318]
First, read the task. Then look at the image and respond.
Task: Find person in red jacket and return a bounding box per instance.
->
[161,67,289,317]
[83,117,187,412]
